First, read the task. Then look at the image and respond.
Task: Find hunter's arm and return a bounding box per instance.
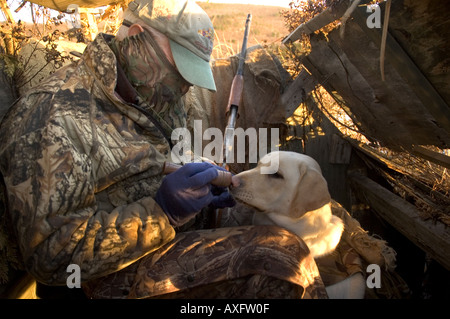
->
[0,91,175,285]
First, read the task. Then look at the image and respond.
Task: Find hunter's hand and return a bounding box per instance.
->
[155,162,234,227]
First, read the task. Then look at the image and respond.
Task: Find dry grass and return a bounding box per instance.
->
[197,2,289,59]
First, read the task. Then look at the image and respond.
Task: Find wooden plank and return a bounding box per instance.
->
[411,145,450,170]
[281,69,318,117]
[282,0,349,44]
[304,23,450,149]
[301,57,363,131]
[329,133,352,164]
[327,17,450,149]
[351,5,450,134]
[349,172,450,271]
[303,37,401,146]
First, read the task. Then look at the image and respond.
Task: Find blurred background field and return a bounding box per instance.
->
[197,2,289,59]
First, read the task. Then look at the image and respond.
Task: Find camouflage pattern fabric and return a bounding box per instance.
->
[110,28,191,112]
[0,33,177,285]
[83,225,328,299]
[315,240,364,287]
[0,32,328,299]
[323,200,411,299]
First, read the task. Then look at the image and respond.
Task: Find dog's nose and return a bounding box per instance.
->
[230,175,241,188]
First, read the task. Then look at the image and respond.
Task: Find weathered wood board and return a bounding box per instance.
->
[350,172,450,271]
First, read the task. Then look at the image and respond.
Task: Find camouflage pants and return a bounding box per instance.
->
[83,225,327,299]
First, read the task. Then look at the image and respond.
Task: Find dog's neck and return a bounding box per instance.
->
[254,202,344,258]
[265,203,334,239]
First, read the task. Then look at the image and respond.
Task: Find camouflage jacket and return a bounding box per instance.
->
[0,34,185,285]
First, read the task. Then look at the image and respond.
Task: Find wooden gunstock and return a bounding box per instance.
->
[226,74,244,115]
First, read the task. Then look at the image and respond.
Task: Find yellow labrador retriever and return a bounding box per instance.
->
[230,151,366,299]
[231,151,344,258]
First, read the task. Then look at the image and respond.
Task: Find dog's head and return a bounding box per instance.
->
[231,151,331,218]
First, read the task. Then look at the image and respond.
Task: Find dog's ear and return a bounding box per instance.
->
[289,166,331,218]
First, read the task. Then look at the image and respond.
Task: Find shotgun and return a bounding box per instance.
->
[222,13,252,167]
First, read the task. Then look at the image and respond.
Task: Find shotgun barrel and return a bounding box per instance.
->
[222,13,252,166]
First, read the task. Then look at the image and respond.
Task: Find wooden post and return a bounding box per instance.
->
[349,172,450,271]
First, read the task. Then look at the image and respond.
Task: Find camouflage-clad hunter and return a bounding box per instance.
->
[0,0,327,299]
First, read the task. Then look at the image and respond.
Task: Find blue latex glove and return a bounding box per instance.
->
[156,162,235,227]
[210,164,236,209]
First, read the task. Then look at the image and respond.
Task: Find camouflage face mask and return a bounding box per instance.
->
[111,28,191,107]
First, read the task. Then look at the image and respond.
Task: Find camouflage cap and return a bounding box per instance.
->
[127,0,216,91]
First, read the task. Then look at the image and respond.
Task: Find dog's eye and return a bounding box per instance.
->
[269,172,284,179]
